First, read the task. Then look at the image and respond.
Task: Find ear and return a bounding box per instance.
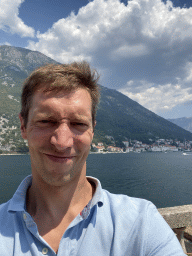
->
[92,120,96,133]
[19,114,27,140]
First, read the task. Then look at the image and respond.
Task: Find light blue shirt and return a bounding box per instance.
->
[0,175,185,255]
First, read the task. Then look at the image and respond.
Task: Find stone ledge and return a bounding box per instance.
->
[158,204,192,229]
[185,226,192,242]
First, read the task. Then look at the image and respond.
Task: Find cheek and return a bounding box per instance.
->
[27,130,51,148]
[75,132,93,148]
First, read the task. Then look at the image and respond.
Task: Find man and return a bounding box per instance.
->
[0,62,185,255]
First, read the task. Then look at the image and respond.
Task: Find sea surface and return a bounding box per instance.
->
[0,152,192,208]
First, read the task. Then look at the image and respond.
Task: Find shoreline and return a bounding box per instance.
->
[0,151,189,156]
[0,153,29,156]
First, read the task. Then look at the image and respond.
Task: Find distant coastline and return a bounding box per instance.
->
[0,153,29,156]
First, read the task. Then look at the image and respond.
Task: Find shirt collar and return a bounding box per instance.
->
[86,176,104,208]
[8,175,103,213]
[8,175,32,212]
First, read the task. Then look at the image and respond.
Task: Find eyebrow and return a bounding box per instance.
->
[32,103,92,122]
[34,111,91,122]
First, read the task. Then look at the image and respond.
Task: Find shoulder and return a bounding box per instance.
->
[0,200,17,250]
[0,200,17,228]
[98,189,158,234]
[99,190,185,255]
[101,189,172,232]
[0,200,11,216]
[102,189,153,216]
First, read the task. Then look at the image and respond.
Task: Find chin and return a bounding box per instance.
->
[40,168,79,187]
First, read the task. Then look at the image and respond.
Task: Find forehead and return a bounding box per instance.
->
[30,88,92,117]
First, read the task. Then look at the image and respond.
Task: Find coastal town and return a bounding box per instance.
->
[91,139,192,153]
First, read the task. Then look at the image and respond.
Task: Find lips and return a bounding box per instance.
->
[45,153,75,163]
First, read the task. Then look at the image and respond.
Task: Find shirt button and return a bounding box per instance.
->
[23,213,27,220]
[42,247,48,255]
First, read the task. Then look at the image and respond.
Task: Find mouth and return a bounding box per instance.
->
[44,153,75,163]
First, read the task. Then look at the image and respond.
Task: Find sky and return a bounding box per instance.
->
[1,0,192,119]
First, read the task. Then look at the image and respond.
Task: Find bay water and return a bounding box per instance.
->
[0,152,192,208]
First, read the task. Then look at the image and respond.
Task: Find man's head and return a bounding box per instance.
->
[19,61,100,186]
[20,61,100,128]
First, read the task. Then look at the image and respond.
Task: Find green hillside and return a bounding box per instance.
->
[95,86,192,145]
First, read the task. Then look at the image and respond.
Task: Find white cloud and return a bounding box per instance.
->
[0,42,11,46]
[119,81,192,113]
[0,0,35,37]
[111,44,149,59]
[27,0,192,59]
[27,0,130,63]
[26,0,192,72]
[184,62,192,82]
[26,0,192,116]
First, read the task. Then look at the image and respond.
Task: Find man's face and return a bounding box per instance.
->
[20,88,94,186]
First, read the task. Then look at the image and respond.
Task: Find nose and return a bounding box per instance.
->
[50,123,74,151]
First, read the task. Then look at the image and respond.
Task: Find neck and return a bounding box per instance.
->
[27,173,93,219]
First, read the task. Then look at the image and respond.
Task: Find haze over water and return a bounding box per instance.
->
[0,152,192,208]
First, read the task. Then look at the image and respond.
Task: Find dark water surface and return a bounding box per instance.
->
[0,152,192,208]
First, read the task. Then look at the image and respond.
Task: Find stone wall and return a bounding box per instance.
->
[158,204,192,254]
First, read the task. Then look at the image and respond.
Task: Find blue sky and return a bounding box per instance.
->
[1,0,192,119]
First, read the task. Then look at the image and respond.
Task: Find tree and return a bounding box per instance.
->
[16,144,29,153]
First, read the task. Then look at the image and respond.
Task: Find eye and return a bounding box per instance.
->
[38,120,57,126]
[41,120,49,123]
[71,122,88,129]
[72,122,86,126]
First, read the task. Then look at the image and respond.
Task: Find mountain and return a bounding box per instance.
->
[0,45,192,152]
[94,86,192,145]
[0,45,57,117]
[168,117,192,134]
